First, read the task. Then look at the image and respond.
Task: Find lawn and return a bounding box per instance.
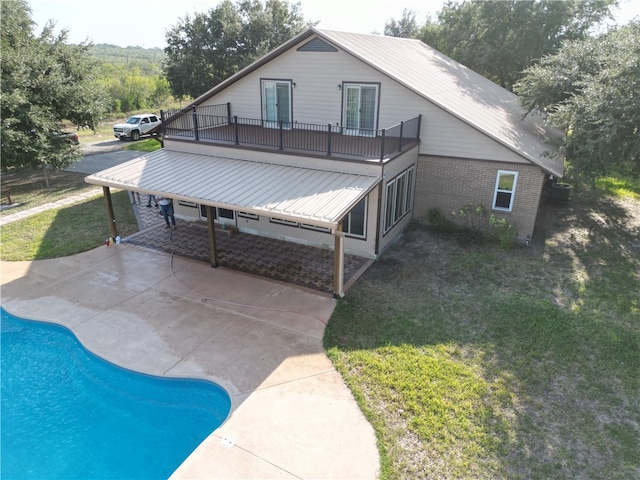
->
[324,179,640,479]
[0,169,98,215]
[0,169,138,261]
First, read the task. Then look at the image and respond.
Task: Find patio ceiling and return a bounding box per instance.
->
[84,149,381,230]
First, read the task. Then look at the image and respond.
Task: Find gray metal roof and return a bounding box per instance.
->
[316,29,563,177]
[85,149,381,229]
[192,28,563,177]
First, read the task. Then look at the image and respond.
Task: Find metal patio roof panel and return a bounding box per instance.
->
[85,149,381,228]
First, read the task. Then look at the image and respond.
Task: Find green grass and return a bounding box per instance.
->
[324,181,640,479]
[1,170,98,215]
[1,189,138,260]
[124,138,162,152]
[594,175,640,200]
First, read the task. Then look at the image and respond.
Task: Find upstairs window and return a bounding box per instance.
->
[492,170,518,212]
[343,83,379,136]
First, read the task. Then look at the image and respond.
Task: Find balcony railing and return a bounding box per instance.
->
[161,104,421,161]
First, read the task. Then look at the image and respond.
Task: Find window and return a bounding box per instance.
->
[343,84,379,136]
[262,80,292,128]
[198,206,235,221]
[301,223,330,233]
[238,211,258,220]
[492,170,518,212]
[343,197,366,238]
[270,217,298,227]
[384,166,415,233]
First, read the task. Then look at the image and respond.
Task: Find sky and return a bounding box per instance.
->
[28,0,639,49]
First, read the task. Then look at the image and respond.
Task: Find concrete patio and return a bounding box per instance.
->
[0,245,379,479]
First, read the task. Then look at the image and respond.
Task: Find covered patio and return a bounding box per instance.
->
[85,149,381,297]
[124,215,371,295]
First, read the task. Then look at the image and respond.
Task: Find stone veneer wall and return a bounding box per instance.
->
[413,155,546,241]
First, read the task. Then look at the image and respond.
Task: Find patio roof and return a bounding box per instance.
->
[84,149,381,230]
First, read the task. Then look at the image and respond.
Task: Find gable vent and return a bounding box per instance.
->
[297,37,338,52]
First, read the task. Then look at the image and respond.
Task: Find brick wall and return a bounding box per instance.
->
[414,155,546,240]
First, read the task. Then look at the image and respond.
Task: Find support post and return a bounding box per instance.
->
[327,123,332,156]
[234,116,239,145]
[206,205,219,268]
[398,121,404,152]
[192,107,199,141]
[278,120,284,150]
[103,186,118,239]
[380,129,386,161]
[333,221,345,298]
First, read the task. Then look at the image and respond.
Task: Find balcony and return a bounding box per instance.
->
[161,104,421,162]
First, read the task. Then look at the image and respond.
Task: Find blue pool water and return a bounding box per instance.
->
[1,307,231,480]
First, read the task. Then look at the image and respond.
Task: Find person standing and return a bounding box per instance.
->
[146,194,158,208]
[157,196,176,229]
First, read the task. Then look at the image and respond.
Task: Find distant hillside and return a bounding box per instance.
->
[89,44,165,76]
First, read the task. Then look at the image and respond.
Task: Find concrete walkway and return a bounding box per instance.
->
[0,188,104,226]
[1,246,380,479]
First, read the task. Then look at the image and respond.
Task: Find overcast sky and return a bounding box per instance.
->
[28,0,639,49]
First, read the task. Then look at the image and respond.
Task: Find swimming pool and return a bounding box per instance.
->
[1,307,231,479]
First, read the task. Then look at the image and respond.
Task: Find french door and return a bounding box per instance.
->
[262,80,292,128]
[343,84,378,136]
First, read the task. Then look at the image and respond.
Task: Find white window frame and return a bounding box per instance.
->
[261,79,292,129]
[269,217,298,227]
[492,170,519,212]
[238,211,259,220]
[301,223,331,233]
[342,83,379,137]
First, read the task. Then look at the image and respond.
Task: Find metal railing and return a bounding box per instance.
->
[162,104,421,161]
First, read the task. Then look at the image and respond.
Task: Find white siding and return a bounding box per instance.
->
[200,41,529,166]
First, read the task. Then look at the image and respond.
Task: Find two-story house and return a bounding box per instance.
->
[86,28,562,297]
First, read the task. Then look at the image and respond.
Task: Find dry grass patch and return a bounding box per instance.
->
[325,181,639,479]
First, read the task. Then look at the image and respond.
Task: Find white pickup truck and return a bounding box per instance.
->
[113,113,161,141]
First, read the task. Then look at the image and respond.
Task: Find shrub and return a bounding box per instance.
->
[427,208,455,232]
[488,216,519,249]
[447,204,518,248]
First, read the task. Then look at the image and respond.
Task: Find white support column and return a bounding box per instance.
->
[333,221,345,298]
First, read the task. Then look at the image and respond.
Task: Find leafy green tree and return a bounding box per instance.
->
[164,0,312,99]
[384,9,420,38]
[515,22,640,178]
[1,0,108,171]
[418,0,618,91]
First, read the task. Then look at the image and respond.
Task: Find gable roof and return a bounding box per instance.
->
[192,28,563,177]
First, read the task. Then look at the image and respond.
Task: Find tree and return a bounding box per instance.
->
[384,9,420,38]
[164,0,312,99]
[418,0,618,91]
[515,22,640,178]
[1,0,108,172]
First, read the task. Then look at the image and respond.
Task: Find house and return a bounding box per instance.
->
[86,28,562,297]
